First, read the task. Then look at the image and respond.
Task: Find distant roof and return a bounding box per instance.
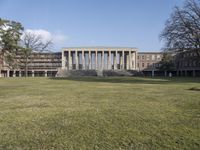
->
[138,52,163,54]
[62,46,138,49]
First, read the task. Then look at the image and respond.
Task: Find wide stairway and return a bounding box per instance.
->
[56,69,141,77]
[56,69,97,77]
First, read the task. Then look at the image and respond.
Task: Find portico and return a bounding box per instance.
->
[62,47,138,70]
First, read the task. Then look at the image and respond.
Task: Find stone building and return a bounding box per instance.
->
[175,50,200,77]
[0,52,61,77]
[137,52,163,76]
[1,47,200,77]
[61,47,137,70]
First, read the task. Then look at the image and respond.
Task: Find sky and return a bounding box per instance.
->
[0,0,185,52]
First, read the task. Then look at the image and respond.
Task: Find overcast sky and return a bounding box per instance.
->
[0,0,185,52]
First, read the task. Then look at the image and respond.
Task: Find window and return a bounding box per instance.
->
[152,55,155,60]
[142,55,145,59]
[157,55,161,60]
[146,55,150,60]
[142,63,145,67]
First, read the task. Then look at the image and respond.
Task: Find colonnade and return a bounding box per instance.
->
[62,47,137,70]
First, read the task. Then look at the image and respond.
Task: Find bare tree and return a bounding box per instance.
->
[160,0,200,56]
[20,32,52,77]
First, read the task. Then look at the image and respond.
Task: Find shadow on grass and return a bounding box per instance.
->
[188,87,200,91]
[49,76,200,85]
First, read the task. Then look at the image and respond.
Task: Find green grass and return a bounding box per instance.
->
[0,77,200,150]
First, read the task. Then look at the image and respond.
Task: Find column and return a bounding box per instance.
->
[102,51,104,70]
[135,51,137,70]
[75,50,78,70]
[122,51,124,69]
[107,51,109,70]
[62,50,66,69]
[89,51,91,69]
[152,70,155,77]
[7,70,10,77]
[164,71,167,77]
[82,51,85,70]
[13,70,16,77]
[193,70,196,77]
[126,52,129,70]
[132,51,135,70]
[95,50,98,70]
[19,71,22,77]
[119,52,122,69]
[45,70,47,77]
[129,51,132,70]
[185,70,187,77]
[114,51,117,70]
[32,70,34,77]
[68,50,72,70]
[176,70,179,77]
[109,50,111,69]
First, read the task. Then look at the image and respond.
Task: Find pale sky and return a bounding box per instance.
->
[0,0,185,51]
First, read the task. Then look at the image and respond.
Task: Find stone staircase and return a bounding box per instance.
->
[56,69,97,77]
[56,68,141,77]
[103,70,134,76]
[97,70,103,77]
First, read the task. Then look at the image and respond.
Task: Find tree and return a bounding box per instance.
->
[158,53,175,76]
[0,18,24,71]
[160,0,200,57]
[20,31,52,77]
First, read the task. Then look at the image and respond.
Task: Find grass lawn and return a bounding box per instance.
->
[0,77,200,149]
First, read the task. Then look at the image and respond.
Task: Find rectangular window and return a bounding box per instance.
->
[152,55,155,60]
[157,55,161,60]
[142,55,145,59]
[142,63,145,67]
[146,55,150,60]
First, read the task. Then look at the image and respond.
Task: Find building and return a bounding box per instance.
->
[62,47,137,70]
[175,50,200,77]
[137,52,162,71]
[1,47,199,77]
[137,52,163,76]
[0,48,163,77]
[0,52,61,77]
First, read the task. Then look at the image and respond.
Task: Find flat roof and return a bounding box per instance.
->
[138,52,163,54]
[62,46,138,50]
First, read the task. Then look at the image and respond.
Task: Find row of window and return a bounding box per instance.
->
[138,54,161,61]
[26,63,61,67]
[183,52,198,58]
[180,61,200,67]
[138,63,161,68]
